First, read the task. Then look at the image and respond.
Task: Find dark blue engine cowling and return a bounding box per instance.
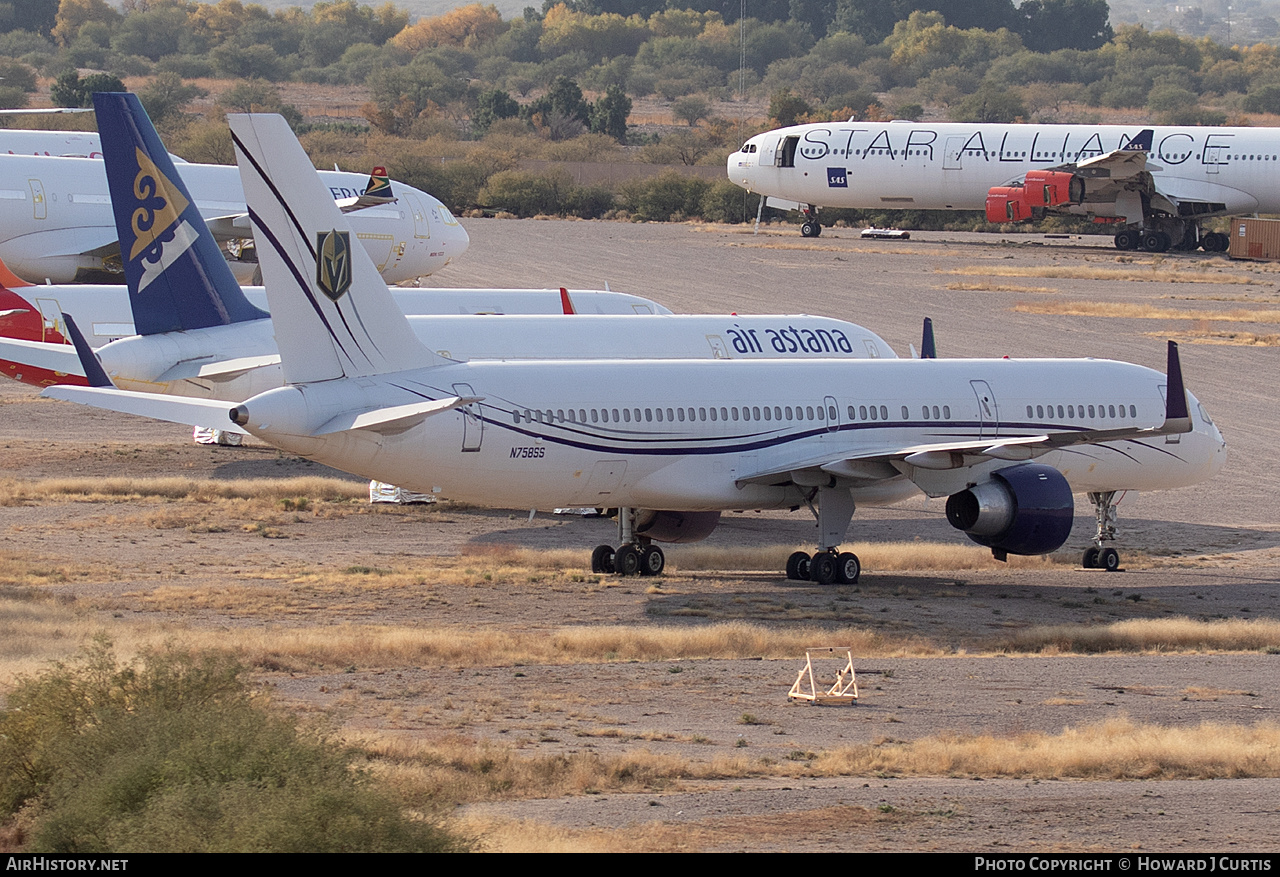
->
[635,510,721,543]
[944,464,1074,559]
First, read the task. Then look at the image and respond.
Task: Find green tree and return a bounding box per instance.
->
[1016,0,1113,53]
[671,94,710,126]
[137,72,207,124]
[472,87,519,134]
[769,87,812,126]
[590,83,631,142]
[50,70,126,108]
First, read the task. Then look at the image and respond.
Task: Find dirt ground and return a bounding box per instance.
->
[3,220,1280,851]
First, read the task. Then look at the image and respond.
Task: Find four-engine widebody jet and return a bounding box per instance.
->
[44,113,1227,583]
[728,121,1280,252]
[0,131,469,284]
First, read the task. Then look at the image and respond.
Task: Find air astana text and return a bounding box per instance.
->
[724,323,856,356]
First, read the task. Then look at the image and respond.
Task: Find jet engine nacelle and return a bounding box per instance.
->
[634,509,722,543]
[944,463,1074,559]
[1023,170,1085,208]
[985,186,1035,223]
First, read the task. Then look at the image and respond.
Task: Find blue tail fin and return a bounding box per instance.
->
[94,92,267,336]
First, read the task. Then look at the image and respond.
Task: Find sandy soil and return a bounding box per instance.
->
[3,220,1280,851]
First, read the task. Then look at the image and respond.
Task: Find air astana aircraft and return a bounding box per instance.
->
[43,113,1226,583]
[0,127,469,284]
[728,121,1280,252]
[0,95,868,391]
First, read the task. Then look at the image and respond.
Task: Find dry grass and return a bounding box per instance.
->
[666,542,1065,572]
[811,717,1280,780]
[1147,329,1280,347]
[943,265,1262,285]
[945,282,1055,293]
[175,621,940,670]
[0,476,366,506]
[0,551,106,587]
[1014,300,1280,323]
[352,717,1280,814]
[995,617,1280,654]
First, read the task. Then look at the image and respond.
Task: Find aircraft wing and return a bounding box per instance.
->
[988,130,1166,224]
[741,342,1192,489]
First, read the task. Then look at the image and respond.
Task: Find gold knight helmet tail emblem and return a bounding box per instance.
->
[316,229,352,302]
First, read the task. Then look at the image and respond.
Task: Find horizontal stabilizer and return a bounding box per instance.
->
[314,395,481,436]
[42,385,247,434]
[157,353,282,383]
[0,336,83,377]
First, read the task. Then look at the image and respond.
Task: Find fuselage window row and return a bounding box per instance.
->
[1026,404,1138,420]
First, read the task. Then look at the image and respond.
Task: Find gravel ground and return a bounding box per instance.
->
[2,220,1280,851]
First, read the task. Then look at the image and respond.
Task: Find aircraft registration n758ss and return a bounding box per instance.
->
[46,114,1227,584]
[729,121,1280,252]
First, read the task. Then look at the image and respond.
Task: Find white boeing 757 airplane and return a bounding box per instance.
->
[729,121,1280,252]
[45,114,1227,583]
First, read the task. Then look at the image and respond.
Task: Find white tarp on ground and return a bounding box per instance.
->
[369,481,436,504]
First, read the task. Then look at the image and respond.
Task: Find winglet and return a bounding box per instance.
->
[93,92,268,335]
[560,287,576,315]
[62,313,113,388]
[1163,340,1191,430]
[920,317,937,359]
[0,257,33,288]
[1123,129,1154,152]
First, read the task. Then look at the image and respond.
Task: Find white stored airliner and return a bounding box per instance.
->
[0,95,848,391]
[0,138,468,284]
[728,121,1280,252]
[45,114,1227,584]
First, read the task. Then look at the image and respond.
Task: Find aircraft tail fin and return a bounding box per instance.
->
[229,113,441,384]
[62,313,112,388]
[920,317,937,359]
[1123,129,1154,152]
[336,165,397,212]
[93,92,267,336]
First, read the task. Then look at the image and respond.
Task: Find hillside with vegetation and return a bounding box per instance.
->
[4,0,1280,227]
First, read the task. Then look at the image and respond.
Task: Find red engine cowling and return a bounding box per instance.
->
[1024,170,1084,207]
[985,186,1034,222]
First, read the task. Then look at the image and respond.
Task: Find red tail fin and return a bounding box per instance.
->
[559,287,576,315]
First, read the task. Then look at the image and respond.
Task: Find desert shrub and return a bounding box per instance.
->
[0,640,468,853]
[700,178,756,223]
[479,169,573,216]
[618,171,710,222]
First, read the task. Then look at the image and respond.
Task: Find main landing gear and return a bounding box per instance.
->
[1114,227,1229,254]
[1081,490,1122,571]
[784,484,860,585]
[590,507,665,577]
[800,206,822,238]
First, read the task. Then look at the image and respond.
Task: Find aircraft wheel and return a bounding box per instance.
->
[1081,546,1100,569]
[1142,231,1168,253]
[835,552,861,585]
[1205,232,1228,253]
[1100,547,1121,572]
[640,544,665,576]
[614,544,641,577]
[591,544,615,574]
[809,551,838,585]
[1114,231,1134,251]
[786,551,810,580]
[800,220,821,238]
